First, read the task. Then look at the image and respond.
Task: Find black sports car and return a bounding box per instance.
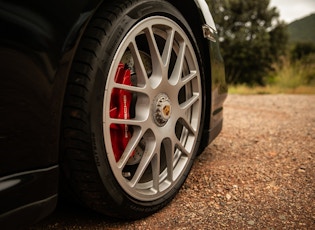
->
[0,0,227,228]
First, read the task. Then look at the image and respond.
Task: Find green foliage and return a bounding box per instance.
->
[265,53,315,90]
[288,14,315,43]
[207,0,288,85]
[290,42,315,61]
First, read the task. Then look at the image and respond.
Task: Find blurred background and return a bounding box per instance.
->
[206,0,315,94]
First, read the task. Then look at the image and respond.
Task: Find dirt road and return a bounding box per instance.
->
[31,95,315,229]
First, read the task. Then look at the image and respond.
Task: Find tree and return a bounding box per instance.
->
[207,0,288,85]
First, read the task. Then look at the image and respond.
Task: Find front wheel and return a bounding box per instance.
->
[62,0,206,219]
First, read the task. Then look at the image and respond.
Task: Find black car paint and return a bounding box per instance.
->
[0,0,227,228]
[0,0,101,228]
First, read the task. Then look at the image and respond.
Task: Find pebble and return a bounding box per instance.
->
[248,220,255,225]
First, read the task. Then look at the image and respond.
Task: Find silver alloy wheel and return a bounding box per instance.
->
[103,16,202,201]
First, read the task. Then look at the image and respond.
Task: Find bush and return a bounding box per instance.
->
[291,42,315,61]
[267,54,315,88]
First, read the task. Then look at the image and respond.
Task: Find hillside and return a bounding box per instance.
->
[288,13,315,43]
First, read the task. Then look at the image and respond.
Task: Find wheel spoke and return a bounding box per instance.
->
[163,138,174,181]
[177,93,200,135]
[151,152,160,192]
[129,40,149,86]
[179,71,197,88]
[162,28,175,67]
[108,117,144,127]
[117,128,143,169]
[169,41,186,85]
[180,92,200,111]
[129,139,156,187]
[112,82,145,94]
[145,27,164,84]
[176,140,190,157]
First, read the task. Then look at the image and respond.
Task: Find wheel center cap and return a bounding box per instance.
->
[153,93,171,127]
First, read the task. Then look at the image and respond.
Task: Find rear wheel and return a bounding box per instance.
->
[62,0,206,219]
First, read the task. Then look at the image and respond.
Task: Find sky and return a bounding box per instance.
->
[269,0,315,23]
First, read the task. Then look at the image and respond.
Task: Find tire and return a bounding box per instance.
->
[62,0,206,219]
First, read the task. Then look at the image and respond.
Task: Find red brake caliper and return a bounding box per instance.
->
[110,63,132,162]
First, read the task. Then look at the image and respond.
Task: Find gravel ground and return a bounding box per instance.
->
[31,94,315,229]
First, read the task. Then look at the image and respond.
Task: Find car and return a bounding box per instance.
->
[0,0,227,228]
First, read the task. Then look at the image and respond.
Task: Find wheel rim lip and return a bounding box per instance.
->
[102,16,202,201]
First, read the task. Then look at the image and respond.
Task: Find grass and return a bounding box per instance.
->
[228,85,315,94]
[229,55,315,95]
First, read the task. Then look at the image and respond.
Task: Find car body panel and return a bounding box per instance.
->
[0,166,58,229]
[0,0,226,227]
[0,0,101,227]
